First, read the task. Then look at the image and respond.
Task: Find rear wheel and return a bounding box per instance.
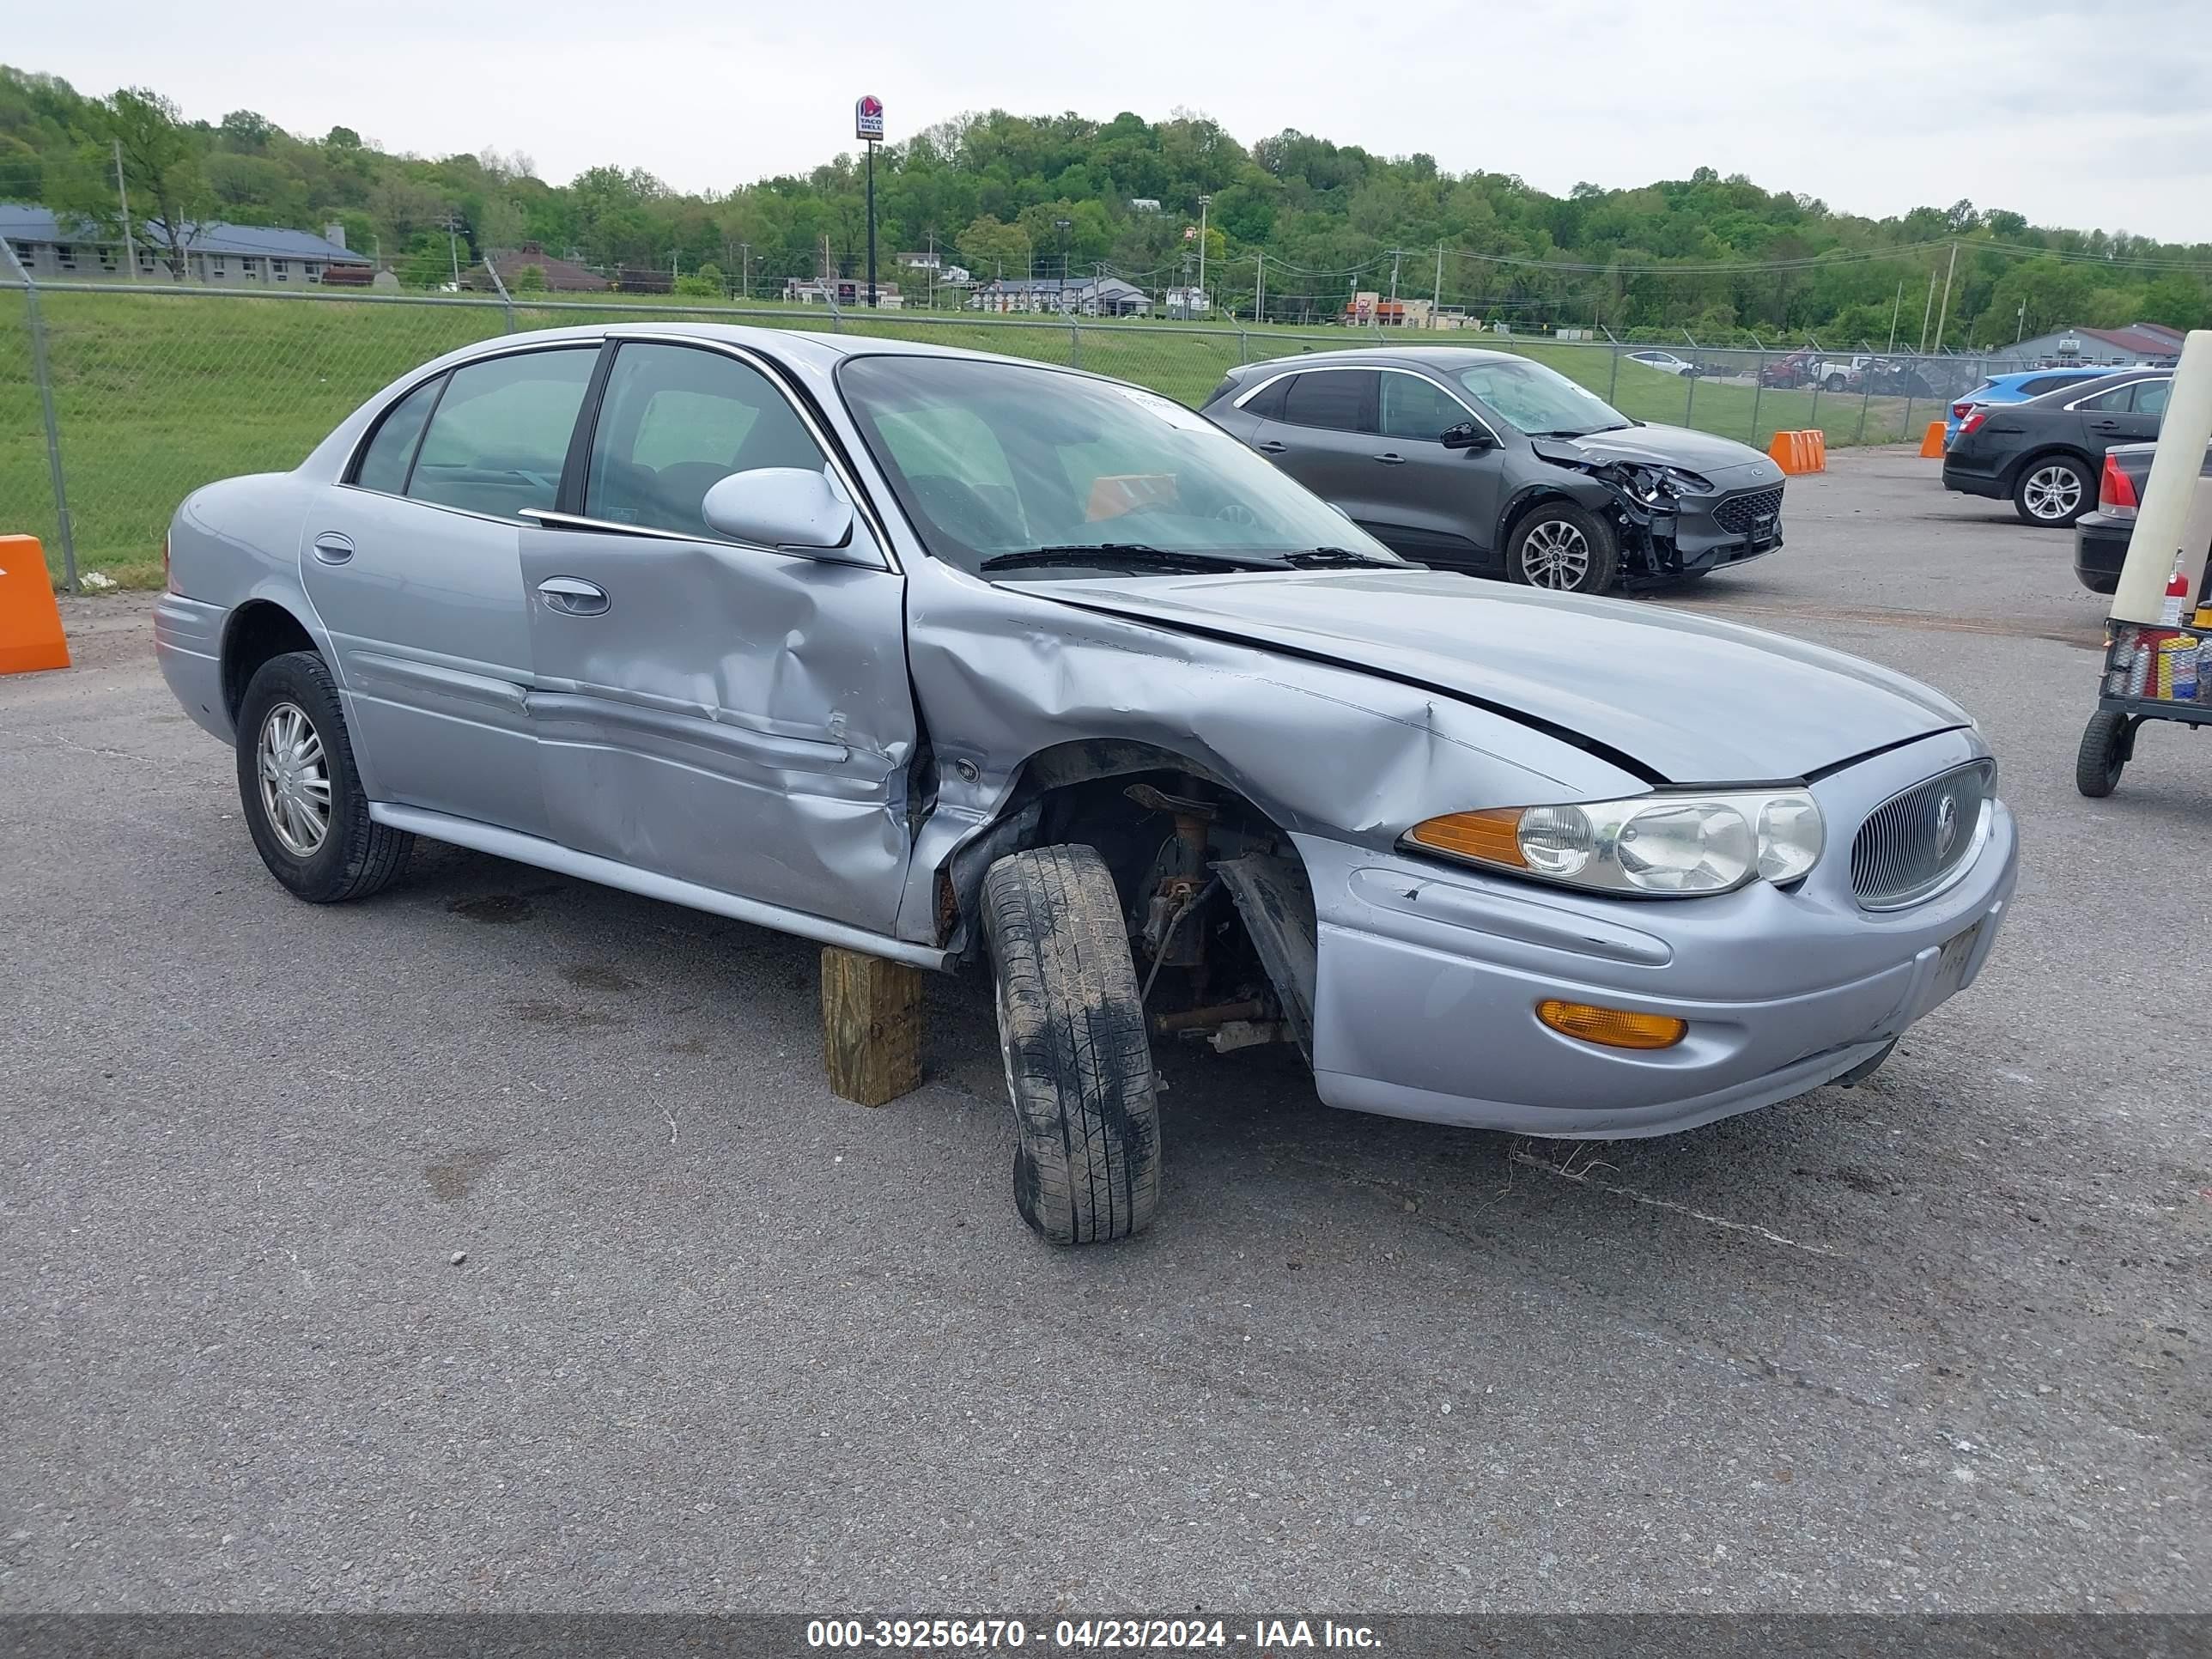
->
[235,651,412,902]
[1824,373,1849,392]
[2075,709,2131,798]
[2014,455,2092,527]
[1506,502,1619,594]
[982,844,1161,1245]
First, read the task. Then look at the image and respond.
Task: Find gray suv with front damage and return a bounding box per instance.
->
[1204,347,1786,592]
[156,325,2014,1244]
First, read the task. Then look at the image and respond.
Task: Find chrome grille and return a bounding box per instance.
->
[1850,760,1993,909]
[1714,485,1784,537]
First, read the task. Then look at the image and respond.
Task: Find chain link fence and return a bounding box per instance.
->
[4,274,1999,590]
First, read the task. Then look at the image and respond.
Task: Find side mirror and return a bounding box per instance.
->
[701,467,863,559]
[1440,422,1494,452]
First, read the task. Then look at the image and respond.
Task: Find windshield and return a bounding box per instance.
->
[1451,358,1628,438]
[836,355,1404,578]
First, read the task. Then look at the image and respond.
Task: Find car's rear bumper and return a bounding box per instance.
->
[2074,513,2130,594]
[1293,728,2015,1139]
[1941,466,2006,500]
[153,593,234,743]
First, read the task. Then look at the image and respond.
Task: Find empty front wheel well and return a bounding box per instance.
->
[221,601,317,723]
[947,741,1320,1055]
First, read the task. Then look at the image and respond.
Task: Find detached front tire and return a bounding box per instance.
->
[1506,501,1620,594]
[982,844,1161,1245]
[235,650,412,902]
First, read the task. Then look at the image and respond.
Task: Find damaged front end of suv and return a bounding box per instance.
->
[1535,440,1789,586]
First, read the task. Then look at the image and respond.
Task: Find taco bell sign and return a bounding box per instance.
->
[855,95,885,143]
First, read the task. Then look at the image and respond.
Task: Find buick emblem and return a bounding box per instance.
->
[1934,793,1959,858]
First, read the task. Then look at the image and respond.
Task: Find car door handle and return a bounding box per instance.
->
[536,576,609,617]
[2089,419,2120,431]
[1255,441,1289,455]
[311,532,354,565]
[1373,452,1407,465]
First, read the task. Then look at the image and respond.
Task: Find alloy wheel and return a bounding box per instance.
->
[2022,465,2083,521]
[256,701,331,857]
[1522,520,1592,589]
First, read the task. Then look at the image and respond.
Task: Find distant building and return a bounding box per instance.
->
[897,251,971,286]
[974,276,1149,317]
[482,242,608,293]
[1,204,370,286]
[1986,322,2184,371]
[1127,198,1163,214]
[784,276,904,307]
[1161,285,1210,319]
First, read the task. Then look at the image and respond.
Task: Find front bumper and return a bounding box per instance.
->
[1295,727,2016,1139]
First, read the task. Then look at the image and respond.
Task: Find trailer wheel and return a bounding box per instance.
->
[2075,709,2131,798]
[982,844,1161,1245]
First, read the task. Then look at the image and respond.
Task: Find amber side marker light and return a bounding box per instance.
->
[1406,808,1526,866]
[1537,999,1688,1050]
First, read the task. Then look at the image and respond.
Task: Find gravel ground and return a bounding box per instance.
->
[2,447,2205,1614]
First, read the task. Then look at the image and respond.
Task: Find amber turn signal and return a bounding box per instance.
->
[1406,808,1526,867]
[1536,999,1687,1050]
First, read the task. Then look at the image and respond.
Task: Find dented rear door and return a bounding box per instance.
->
[520,340,916,933]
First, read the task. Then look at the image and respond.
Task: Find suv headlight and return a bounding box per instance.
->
[1406,789,1823,897]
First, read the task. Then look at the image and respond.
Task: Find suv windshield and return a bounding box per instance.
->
[1451,359,1628,438]
[837,354,1403,578]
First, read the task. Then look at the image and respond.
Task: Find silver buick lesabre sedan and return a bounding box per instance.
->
[155,325,2017,1244]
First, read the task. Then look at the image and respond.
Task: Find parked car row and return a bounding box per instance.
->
[1942,365,2173,526]
[154,323,2012,1243]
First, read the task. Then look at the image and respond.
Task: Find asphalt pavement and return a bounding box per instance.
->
[3,448,2206,1614]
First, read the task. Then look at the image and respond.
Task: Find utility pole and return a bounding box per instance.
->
[444,213,462,287]
[1196,194,1211,316]
[1389,247,1401,306]
[1931,240,1959,356]
[739,242,750,301]
[1917,259,1940,355]
[1254,249,1263,325]
[113,138,137,281]
[1886,276,1903,353]
[1433,240,1444,330]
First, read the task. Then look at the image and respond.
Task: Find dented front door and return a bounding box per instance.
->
[519,340,916,933]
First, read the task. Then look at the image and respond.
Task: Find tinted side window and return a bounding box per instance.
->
[353,376,443,495]
[408,349,597,519]
[1238,375,1290,421]
[2021,374,2082,397]
[1379,373,1468,441]
[1281,370,1376,434]
[586,343,827,538]
[2133,380,2169,417]
[2075,384,2136,413]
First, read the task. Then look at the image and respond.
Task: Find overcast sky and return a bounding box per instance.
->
[16,0,2212,243]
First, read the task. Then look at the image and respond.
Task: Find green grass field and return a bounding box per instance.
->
[3,285,1937,586]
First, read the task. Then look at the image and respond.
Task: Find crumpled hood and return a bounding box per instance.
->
[1025,569,1968,783]
[1534,422,1784,486]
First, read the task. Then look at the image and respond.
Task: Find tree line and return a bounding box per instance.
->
[3,64,2206,348]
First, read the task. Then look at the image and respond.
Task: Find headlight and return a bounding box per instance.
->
[1406,789,1824,897]
[1618,463,1715,504]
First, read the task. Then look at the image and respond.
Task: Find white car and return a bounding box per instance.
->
[1626,349,1699,377]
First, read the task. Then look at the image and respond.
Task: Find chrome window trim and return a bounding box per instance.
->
[331,331,897,571]
[341,338,599,491]
[2061,375,2165,413]
[605,331,900,573]
[514,506,880,568]
[1230,363,1504,447]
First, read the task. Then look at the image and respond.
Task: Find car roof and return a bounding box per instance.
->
[441,319,1074,375]
[2023,365,2168,404]
[1232,345,1534,377]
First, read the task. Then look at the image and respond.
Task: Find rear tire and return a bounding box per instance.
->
[235,650,412,902]
[1505,502,1620,594]
[1824,374,1849,392]
[981,844,1161,1245]
[2014,454,2092,527]
[2075,709,2130,799]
